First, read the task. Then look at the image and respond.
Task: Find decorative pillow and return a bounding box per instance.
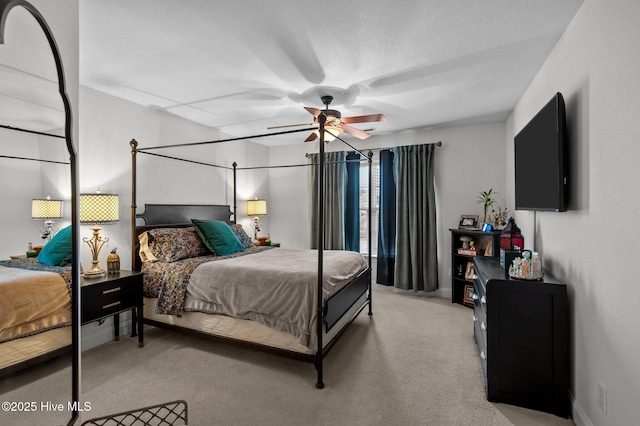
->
[145,227,211,262]
[192,219,244,256]
[38,225,72,266]
[138,231,158,263]
[230,223,255,249]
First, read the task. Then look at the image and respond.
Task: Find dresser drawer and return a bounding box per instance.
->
[474,316,488,380]
[473,281,487,333]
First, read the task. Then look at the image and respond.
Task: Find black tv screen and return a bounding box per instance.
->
[514,92,567,212]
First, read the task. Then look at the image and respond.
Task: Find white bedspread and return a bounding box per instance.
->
[183,248,367,349]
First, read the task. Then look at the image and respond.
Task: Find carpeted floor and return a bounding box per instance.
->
[0,285,576,426]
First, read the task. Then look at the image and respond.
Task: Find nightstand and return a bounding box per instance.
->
[81,270,144,347]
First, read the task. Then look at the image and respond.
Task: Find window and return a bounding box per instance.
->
[359,160,379,256]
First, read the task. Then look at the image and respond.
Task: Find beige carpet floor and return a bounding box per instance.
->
[1,285,576,426]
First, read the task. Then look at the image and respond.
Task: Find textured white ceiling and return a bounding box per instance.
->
[2,1,585,145]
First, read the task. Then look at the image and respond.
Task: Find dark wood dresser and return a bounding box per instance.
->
[472,257,568,417]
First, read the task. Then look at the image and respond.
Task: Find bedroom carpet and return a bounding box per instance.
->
[0,285,576,426]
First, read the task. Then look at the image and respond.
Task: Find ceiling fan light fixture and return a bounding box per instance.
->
[314,125,343,142]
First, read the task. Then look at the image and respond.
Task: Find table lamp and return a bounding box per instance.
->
[31,196,64,240]
[247,198,267,244]
[80,190,119,278]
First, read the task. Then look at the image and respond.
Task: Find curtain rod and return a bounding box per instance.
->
[0,124,65,139]
[304,141,441,157]
[240,159,364,170]
[364,141,442,152]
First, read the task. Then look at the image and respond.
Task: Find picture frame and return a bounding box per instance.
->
[459,215,479,229]
[463,284,475,307]
[465,262,475,280]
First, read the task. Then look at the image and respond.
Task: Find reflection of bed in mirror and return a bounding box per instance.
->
[0,258,72,376]
[0,123,75,378]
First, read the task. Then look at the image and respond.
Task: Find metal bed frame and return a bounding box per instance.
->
[129,115,374,388]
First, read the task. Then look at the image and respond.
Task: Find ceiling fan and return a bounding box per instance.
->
[268,95,386,142]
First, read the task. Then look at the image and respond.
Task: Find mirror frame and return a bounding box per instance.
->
[0,1,80,425]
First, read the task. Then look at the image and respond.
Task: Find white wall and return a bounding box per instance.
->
[506,0,640,424]
[268,122,506,296]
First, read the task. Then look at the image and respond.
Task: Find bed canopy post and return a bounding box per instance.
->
[367,150,373,316]
[315,113,326,389]
[232,161,237,222]
[130,139,138,269]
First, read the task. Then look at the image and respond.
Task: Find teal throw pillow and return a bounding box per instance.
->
[38,225,73,266]
[192,219,244,256]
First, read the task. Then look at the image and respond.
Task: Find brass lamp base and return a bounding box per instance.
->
[83,226,108,279]
[83,265,106,279]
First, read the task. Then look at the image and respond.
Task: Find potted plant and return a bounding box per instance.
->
[477,188,497,224]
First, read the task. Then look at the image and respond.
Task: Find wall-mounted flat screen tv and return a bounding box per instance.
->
[514,92,568,212]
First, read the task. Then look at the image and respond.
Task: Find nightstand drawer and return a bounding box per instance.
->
[82,285,139,323]
[81,272,143,324]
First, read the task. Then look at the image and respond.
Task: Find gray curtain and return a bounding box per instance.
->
[393,144,438,291]
[309,151,346,249]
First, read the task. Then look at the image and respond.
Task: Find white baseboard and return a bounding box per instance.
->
[571,391,594,426]
[80,315,135,351]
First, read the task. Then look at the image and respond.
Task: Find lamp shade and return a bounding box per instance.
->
[32,198,63,220]
[80,193,119,225]
[247,199,267,216]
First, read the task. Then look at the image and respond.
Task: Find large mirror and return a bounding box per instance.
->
[0,1,79,425]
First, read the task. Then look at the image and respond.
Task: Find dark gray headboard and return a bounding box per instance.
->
[134,204,233,271]
[136,203,233,226]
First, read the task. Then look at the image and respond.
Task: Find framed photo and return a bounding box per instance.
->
[459,215,479,229]
[465,262,475,280]
[463,284,475,307]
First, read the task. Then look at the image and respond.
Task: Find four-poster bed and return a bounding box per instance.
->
[130,116,374,388]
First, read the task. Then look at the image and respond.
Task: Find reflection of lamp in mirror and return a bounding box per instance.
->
[247,198,267,244]
[32,196,64,240]
[80,190,119,278]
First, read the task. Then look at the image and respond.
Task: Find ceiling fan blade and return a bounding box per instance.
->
[340,113,387,124]
[304,107,321,118]
[342,124,371,140]
[267,123,316,130]
[304,132,318,142]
